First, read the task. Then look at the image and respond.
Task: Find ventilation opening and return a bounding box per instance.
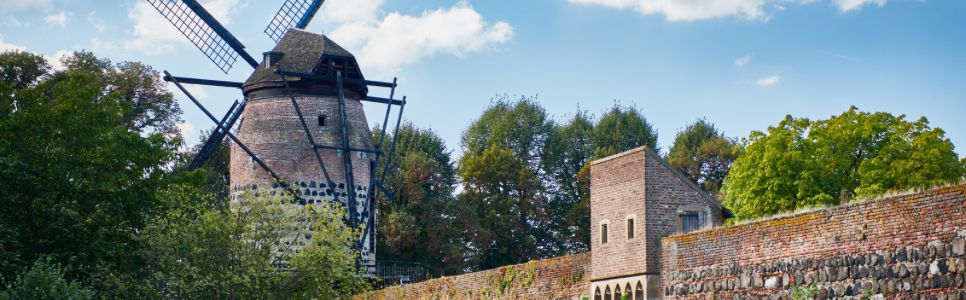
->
[318,114,327,127]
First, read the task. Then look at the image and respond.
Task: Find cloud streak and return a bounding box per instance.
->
[735,54,753,67]
[757,75,781,86]
[823,51,857,61]
[833,0,886,12]
[566,0,890,21]
[44,11,71,28]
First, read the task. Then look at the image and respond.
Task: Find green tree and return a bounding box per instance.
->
[371,123,467,275]
[543,111,595,252]
[0,50,182,294]
[458,145,544,270]
[0,257,95,300]
[593,104,658,156]
[140,188,369,299]
[666,119,739,194]
[723,107,965,221]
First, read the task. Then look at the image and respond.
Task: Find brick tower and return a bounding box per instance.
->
[230,29,376,272]
[589,146,730,299]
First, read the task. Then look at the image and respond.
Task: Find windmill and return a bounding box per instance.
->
[148,0,406,275]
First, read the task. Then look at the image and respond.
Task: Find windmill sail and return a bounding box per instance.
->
[264,0,325,42]
[147,0,258,73]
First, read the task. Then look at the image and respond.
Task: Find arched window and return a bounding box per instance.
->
[594,287,602,300]
[614,285,622,298]
[635,281,644,300]
[624,283,632,299]
[604,286,612,300]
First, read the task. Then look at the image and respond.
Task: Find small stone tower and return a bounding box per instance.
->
[230,29,376,272]
[589,146,729,300]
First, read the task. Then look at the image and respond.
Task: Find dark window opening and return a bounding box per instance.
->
[601,224,608,244]
[681,212,701,233]
[627,218,635,239]
[318,114,327,127]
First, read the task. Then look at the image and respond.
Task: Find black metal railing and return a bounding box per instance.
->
[374,261,429,289]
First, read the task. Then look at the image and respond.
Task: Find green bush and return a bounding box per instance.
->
[0,257,95,300]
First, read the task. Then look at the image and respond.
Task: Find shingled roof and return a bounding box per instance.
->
[243,28,367,97]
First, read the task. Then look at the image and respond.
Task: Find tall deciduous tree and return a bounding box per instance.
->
[459,97,558,261]
[372,123,466,275]
[0,50,182,295]
[666,119,739,194]
[593,104,658,156]
[458,145,543,270]
[543,111,595,252]
[723,107,965,221]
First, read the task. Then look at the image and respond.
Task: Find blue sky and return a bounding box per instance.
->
[2,0,964,158]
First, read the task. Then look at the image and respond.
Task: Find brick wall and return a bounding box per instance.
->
[591,148,648,280]
[355,253,590,300]
[230,93,377,269]
[641,149,724,274]
[662,184,966,299]
[590,147,724,281]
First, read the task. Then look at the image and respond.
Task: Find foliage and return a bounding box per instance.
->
[790,284,818,300]
[371,123,467,275]
[593,104,658,155]
[666,118,739,194]
[179,129,232,206]
[457,97,660,269]
[544,111,595,252]
[139,189,370,299]
[0,257,95,300]
[0,50,182,295]
[459,144,544,270]
[723,106,965,221]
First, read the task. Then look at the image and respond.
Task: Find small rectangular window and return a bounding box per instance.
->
[601,224,608,244]
[627,219,634,239]
[317,114,327,127]
[681,212,701,233]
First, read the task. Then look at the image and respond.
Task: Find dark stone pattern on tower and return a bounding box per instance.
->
[230,92,376,271]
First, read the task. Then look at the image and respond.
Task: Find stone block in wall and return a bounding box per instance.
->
[660,184,966,299]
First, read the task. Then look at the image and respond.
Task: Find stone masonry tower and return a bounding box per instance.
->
[589,146,730,300]
[230,29,376,272]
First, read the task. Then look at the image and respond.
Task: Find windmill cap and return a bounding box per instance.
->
[242,28,367,98]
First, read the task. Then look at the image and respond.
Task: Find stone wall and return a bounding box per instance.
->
[355,253,590,300]
[661,184,966,299]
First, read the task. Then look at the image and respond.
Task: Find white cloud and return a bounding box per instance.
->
[47,50,71,71]
[89,38,115,53]
[756,75,781,86]
[567,0,769,21]
[176,120,199,145]
[735,54,753,67]
[567,0,889,20]
[321,0,384,24]
[87,11,106,32]
[168,82,209,100]
[0,0,53,11]
[124,0,241,55]
[43,11,71,28]
[0,34,71,71]
[329,1,514,74]
[0,34,27,52]
[833,0,886,12]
